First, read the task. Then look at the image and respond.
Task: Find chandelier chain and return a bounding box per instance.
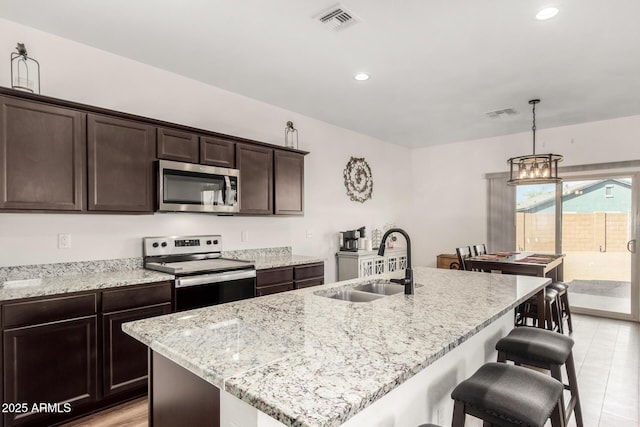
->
[531,101,536,155]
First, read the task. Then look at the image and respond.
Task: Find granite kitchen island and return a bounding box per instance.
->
[123,267,550,427]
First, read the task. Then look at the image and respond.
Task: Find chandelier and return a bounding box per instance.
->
[507,99,562,185]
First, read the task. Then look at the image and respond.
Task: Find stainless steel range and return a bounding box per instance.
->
[143,235,256,311]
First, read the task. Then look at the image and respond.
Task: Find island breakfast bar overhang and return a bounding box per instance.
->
[123,267,551,427]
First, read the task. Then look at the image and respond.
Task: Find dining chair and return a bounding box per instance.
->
[455,246,473,271]
[472,243,487,256]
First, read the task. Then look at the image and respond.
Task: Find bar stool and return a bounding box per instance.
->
[450,362,564,426]
[515,288,563,332]
[496,327,583,427]
[548,282,573,333]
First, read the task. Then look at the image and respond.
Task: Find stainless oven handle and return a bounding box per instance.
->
[175,270,256,288]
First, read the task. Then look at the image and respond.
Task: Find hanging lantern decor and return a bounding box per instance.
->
[284,121,298,149]
[10,42,40,94]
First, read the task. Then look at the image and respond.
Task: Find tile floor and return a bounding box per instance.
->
[567,314,639,427]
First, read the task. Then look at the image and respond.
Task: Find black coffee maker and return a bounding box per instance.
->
[339,226,366,252]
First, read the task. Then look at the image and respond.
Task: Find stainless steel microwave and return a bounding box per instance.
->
[158,160,240,213]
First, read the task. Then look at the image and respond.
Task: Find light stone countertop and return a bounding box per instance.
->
[123,267,550,427]
[0,269,174,302]
[245,254,325,270]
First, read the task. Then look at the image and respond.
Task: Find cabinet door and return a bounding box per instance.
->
[274,150,304,215]
[157,127,199,163]
[201,136,235,168]
[0,96,84,211]
[3,316,97,426]
[236,143,273,214]
[103,303,172,397]
[87,114,156,212]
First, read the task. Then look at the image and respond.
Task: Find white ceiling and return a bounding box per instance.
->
[2,0,639,148]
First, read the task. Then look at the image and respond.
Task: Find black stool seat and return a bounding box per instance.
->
[451,363,563,427]
[496,326,574,365]
[548,282,567,293]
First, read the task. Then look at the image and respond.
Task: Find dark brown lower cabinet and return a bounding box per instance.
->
[256,262,324,296]
[3,316,98,427]
[0,281,173,427]
[294,262,324,289]
[102,303,171,397]
[256,266,294,296]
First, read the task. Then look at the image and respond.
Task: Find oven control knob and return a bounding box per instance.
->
[152,242,159,248]
[213,239,219,245]
[161,242,167,248]
[206,240,212,245]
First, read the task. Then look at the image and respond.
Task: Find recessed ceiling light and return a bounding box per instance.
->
[536,7,559,20]
[353,73,370,81]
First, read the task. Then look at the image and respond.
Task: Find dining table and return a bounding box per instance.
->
[465,252,565,328]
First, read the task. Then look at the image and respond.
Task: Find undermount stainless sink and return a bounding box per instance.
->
[326,290,385,303]
[352,282,405,296]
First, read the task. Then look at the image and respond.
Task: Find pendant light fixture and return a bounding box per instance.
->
[507,99,563,185]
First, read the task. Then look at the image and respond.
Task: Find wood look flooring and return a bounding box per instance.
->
[59,397,147,427]
[59,314,638,427]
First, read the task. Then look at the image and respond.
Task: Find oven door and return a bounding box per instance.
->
[159,160,240,213]
[174,269,256,311]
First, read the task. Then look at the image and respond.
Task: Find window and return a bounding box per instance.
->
[605,185,614,198]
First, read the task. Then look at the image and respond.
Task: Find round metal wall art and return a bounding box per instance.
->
[343,156,373,203]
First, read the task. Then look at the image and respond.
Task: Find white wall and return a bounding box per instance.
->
[410,114,640,267]
[0,18,412,281]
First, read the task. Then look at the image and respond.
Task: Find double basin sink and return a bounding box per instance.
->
[318,281,405,303]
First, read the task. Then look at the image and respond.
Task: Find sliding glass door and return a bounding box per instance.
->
[514,173,639,320]
[561,176,636,319]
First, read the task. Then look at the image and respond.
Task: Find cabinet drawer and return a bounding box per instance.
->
[294,277,324,289]
[294,262,324,281]
[102,281,173,312]
[3,293,97,328]
[256,267,293,287]
[256,282,294,296]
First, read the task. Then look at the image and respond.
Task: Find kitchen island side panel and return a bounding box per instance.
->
[150,351,220,427]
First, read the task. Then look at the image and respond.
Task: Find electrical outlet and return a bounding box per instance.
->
[58,233,71,249]
[306,229,313,239]
[241,230,249,242]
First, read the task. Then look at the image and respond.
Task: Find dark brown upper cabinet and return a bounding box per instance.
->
[274,150,304,215]
[237,143,273,214]
[201,136,235,168]
[157,127,199,163]
[87,114,156,212]
[0,96,84,211]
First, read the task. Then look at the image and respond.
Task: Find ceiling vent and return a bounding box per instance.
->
[315,5,360,31]
[485,108,518,119]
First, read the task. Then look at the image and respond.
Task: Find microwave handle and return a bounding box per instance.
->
[224,176,236,205]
